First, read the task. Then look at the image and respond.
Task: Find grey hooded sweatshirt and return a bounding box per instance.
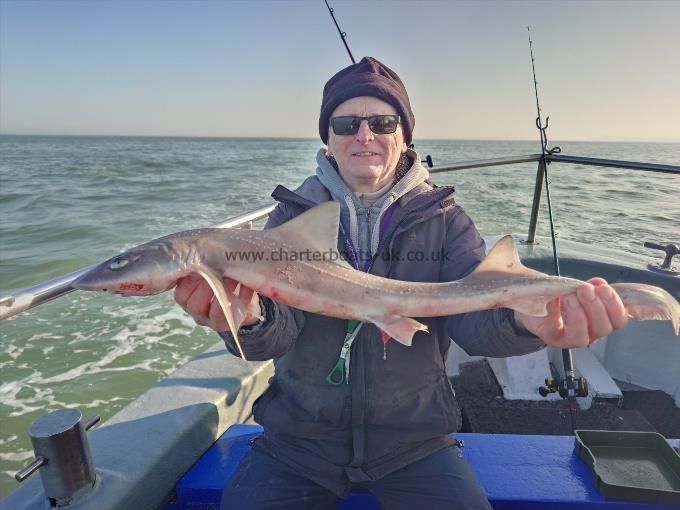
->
[220,149,544,497]
[315,148,430,268]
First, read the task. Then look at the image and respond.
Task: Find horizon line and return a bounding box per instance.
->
[1,133,679,144]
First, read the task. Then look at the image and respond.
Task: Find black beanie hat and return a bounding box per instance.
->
[319,57,415,146]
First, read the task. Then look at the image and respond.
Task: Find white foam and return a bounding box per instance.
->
[78,397,126,409]
[25,332,65,342]
[0,435,18,446]
[0,450,34,462]
[1,290,214,442]
[1,372,58,417]
[3,343,23,360]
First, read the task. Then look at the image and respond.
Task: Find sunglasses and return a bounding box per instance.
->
[330,115,400,136]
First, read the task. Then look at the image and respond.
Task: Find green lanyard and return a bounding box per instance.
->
[326,320,363,385]
[326,202,397,385]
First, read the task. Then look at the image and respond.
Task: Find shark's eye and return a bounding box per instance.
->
[109,257,129,270]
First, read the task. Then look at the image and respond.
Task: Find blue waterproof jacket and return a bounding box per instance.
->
[222,175,544,497]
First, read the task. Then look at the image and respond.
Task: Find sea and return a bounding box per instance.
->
[0,136,679,495]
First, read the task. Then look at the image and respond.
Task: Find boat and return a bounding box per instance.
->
[1,152,679,509]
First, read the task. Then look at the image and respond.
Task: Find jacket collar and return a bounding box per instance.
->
[272,177,455,226]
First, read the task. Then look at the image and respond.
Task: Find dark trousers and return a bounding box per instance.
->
[221,444,493,510]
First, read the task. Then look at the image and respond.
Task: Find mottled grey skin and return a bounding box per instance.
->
[74,204,680,341]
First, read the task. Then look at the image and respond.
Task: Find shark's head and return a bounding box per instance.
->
[74,240,184,296]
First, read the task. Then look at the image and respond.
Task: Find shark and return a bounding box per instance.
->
[74,202,680,360]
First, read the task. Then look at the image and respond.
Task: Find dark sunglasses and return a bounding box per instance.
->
[330,115,400,136]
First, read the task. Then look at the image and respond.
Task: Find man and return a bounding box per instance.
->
[175,57,627,509]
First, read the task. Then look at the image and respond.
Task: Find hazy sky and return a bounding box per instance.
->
[1,0,679,142]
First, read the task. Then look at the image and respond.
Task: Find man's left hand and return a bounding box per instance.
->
[514,277,629,348]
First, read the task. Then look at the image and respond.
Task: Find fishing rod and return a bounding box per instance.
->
[527,26,561,274]
[528,27,586,432]
[323,0,355,64]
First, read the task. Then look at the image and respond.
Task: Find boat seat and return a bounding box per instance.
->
[170,424,680,510]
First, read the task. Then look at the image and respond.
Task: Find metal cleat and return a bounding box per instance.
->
[15,409,100,507]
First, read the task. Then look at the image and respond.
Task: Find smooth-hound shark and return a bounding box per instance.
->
[74,202,680,360]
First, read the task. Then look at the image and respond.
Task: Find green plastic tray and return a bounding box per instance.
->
[575,430,680,505]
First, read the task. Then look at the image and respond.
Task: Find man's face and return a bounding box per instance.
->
[327,96,407,193]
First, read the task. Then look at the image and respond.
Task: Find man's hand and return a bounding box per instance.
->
[514,277,629,348]
[174,274,262,332]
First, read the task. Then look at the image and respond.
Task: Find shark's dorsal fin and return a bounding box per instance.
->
[274,201,341,254]
[471,235,542,278]
[272,201,353,270]
[458,235,550,317]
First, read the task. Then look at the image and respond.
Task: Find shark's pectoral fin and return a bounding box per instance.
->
[227,281,263,327]
[192,265,248,361]
[366,315,429,347]
[501,296,550,317]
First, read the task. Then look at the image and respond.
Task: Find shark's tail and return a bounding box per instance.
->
[611,283,680,336]
[475,236,680,336]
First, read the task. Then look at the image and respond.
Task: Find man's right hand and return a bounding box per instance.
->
[174,274,262,332]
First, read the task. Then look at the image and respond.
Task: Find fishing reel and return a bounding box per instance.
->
[539,376,588,398]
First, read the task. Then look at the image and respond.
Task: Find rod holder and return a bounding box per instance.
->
[526,159,545,244]
[15,409,98,507]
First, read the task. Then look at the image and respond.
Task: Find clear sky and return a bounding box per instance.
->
[1,0,678,142]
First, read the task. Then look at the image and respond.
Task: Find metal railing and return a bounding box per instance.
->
[427,153,679,175]
[1,154,678,321]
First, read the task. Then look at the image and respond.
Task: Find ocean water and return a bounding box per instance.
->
[0,136,678,495]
